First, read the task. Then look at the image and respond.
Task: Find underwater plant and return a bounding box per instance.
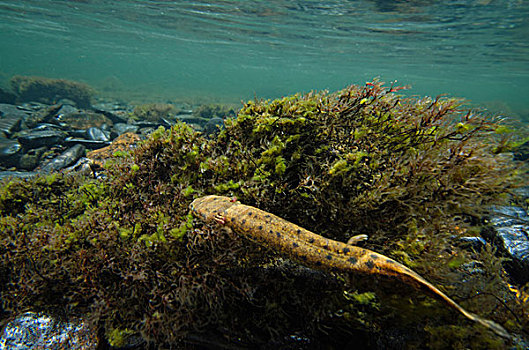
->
[131,103,177,122]
[0,81,527,348]
[9,75,95,108]
[193,103,236,120]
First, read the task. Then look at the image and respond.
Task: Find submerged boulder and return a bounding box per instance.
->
[0,312,97,350]
[10,75,95,108]
[0,138,22,167]
[40,144,86,173]
[17,129,66,149]
[483,204,529,285]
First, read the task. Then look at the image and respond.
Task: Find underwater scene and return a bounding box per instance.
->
[0,1,529,349]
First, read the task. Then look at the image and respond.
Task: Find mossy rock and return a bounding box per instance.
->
[193,103,237,119]
[131,103,177,122]
[10,75,95,108]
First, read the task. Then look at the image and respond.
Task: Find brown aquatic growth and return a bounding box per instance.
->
[190,195,512,340]
[86,132,141,168]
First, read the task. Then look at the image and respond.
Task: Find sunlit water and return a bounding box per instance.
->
[0,0,528,117]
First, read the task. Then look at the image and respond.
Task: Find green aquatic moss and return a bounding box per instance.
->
[0,81,527,348]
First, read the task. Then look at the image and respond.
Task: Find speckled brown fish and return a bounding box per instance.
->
[190,195,511,339]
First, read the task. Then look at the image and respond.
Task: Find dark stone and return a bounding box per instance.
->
[0,138,22,167]
[24,104,63,128]
[63,157,94,176]
[514,140,529,161]
[482,205,529,284]
[0,312,97,349]
[138,127,156,135]
[160,117,175,128]
[175,114,209,125]
[57,111,111,130]
[40,144,86,172]
[0,116,22,136]
[458,236,487,250]
[18,130,66,149]
[134,121,160,128]
[203,117,224,136]
[64,137,110,150]
[0,104,27,119]
[57,104,79,116]
[112,123,139,136]
[86,127,110,142]
[31,123,64,132]
[91,103,130,124]
[18,147,47,171]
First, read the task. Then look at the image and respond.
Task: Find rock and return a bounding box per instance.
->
[91,103,130,124]
[0,116,22,136]
[86,127,110,142]
[18,130,66,149]
[64,137,110,150]
[457,236,487,250]
[24,104,63,128]
[0,138,22,167]
[0,312,97,349]
[87,132,140,168]
[0,170,39,180]
[18,147,47,171]
[514,140,529,161]
[57,111,111,130]
[175,114,209,125]
[483,205,529,284]
[9,75,94,108]
[40,144,86,172]
[112,123,139,136]
[203,117,224,136]
[57,104,79,116]
[63,157,94,176]
[134,120,161,129]
[0,103,28,119]
[160,117,175,128]
[138,127,156,136]
[0,104,26,135]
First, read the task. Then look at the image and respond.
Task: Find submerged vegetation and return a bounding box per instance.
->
[9,75,95,108]
[0,81,527,348]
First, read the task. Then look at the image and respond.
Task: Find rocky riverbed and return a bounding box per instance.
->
[0,99,231,180]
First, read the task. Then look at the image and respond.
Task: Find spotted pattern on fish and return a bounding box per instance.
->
[190,195,511,339]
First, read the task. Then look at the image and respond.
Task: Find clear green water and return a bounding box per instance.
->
[0,1,528,116]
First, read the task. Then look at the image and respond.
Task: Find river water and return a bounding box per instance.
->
[0,0,528,117]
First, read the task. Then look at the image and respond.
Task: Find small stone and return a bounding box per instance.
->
[18,130,66,149]
[0,104,28,119]
[86,127,110,142]
[64,137,110,150]
[40,144,86,172]
[87,132,140,168]
[18,147,47,171]
[0,312,97,349]
[0,138,22,167]
[112,123,139,136]
[483,205,529,284]
[0,116,22,136]
[203,117,224,136]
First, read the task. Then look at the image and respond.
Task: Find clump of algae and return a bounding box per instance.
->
[0,81,527,348]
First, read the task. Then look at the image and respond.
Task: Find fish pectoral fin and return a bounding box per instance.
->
[347,234,368,245]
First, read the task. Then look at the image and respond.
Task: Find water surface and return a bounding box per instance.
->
[0,1,528,116]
